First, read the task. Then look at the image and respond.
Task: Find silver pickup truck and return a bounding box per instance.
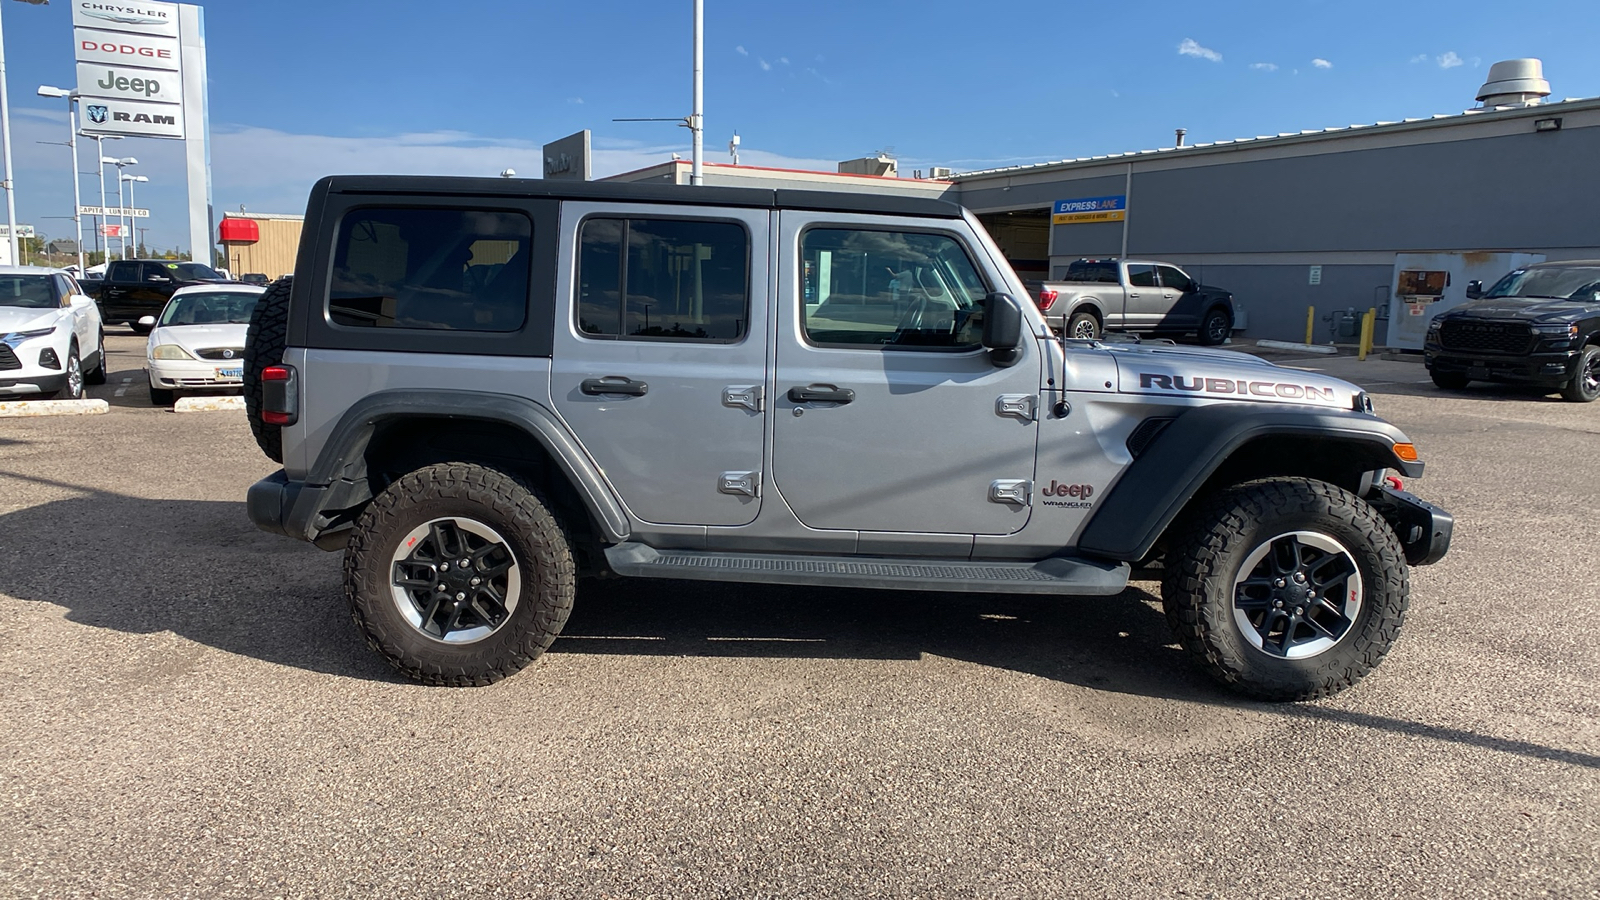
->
[1035,258,1236,345]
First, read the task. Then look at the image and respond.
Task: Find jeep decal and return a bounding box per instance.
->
[1041,480,1095,509]
[1138,373,1337,403]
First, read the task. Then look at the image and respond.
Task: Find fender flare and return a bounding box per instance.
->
[1076,403,1421,562]
[284,389,631,544]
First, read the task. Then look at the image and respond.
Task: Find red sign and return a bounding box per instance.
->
[101,224,122,238]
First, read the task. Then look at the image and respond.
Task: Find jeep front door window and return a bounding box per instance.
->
[800,228,986,349]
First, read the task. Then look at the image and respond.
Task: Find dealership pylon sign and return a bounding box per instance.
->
[72,1,214,263]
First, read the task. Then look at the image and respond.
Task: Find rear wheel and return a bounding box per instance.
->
[1198,307,1232,346]
[1430,369,1470,391]
[1560,345,1600,403]
[343,463,576,686]
[1161,477,1409,701]
[85,330,107,385]
[1066,310,1101,341]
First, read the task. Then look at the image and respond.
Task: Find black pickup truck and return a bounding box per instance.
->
[89,259,230,333]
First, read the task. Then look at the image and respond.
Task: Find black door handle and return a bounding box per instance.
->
[581,377,649,397]
[787,385,855,404]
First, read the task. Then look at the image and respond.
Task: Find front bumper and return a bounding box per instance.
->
[1425,346,1577,387]
[148,357,246,391]
[1367,484,1453,566]
[0,371,68,396]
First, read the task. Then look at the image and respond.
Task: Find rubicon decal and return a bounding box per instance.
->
[1138,373,1338,403]
[1041,480,1096,509]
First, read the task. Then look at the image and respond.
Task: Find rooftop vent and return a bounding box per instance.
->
[1476,59,1550,108]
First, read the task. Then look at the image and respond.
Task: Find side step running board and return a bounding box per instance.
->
[603,543,1130,596]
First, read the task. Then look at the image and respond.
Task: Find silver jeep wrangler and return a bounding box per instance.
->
[245,176,1451,700]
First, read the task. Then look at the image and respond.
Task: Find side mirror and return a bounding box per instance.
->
[137,315,157,327]
[982,292,1024,368]
[1465,280,1484,300]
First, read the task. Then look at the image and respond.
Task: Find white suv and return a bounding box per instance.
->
[0,266,107,400]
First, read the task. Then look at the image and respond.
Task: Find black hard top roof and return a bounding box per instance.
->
[314,175,965,219]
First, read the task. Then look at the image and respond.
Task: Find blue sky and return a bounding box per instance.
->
[4,0,1597,255]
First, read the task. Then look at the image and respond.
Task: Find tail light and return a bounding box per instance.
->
[1037,289,1058,311]
[261,365,298,426]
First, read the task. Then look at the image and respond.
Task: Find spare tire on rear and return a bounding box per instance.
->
[243,276,292,463]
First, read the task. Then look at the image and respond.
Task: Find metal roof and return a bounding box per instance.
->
[949,96,1600,181]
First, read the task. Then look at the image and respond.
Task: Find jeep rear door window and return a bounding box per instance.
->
[328,208,531,331]
[799,228,987,349]
[576,217,749,342]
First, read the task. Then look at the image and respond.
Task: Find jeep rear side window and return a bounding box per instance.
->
[576,218,749,342]
[800,228,987,350]
[328,208,531,332]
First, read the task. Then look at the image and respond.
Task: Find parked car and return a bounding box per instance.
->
[239,273,270,286]
[143,283,265,406]
[1424,260,1600,402]
[1036,258,1237,345]
[0,266,107,399]
[242,175,1451,701]
[92,259,231,334]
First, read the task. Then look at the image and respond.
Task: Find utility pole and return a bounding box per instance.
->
[690,0,703,186]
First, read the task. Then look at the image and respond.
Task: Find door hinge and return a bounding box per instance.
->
[995,394,1037,422]
[722,385,764,412]
[988,479,1032,506]
[719,470,761,498]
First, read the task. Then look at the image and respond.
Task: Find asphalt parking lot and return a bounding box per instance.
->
[2,331,1596,899]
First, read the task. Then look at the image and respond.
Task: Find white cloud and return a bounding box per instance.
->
[1178,38,1222,62]
[1312,58,1332,69]
[779,56,789,65]
[1410,53,1430,63]
[735,45,747,55]
[759,58,771,71]
[567,97,584,104]
[1249,62,1278,71]
[1438,51,1463,69]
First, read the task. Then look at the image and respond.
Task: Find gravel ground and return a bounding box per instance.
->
[0,332,1596,899]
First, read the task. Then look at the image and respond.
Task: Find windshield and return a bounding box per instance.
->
[171,263,226,282]
[0,274,58,309]
[158,291,261,326]
[1484,266,1600,302]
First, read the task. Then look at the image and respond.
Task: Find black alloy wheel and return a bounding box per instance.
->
[389,516,521,644]
[1561,345,1600,403]
[1198,307,1232,346]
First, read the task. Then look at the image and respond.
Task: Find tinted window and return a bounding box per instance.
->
[159,291,261,326]
[1065,261,1119,284]
[1156,266,1194,292]
[577,218,749,342]
[800,228,988,350]
[1127,265,1158,288]
[329,208,531,331]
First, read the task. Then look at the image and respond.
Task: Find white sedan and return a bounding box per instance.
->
[143,283,265,406]
[0,265,107,400]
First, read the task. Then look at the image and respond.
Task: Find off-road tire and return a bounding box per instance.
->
[1161,477,1409,701]
[85,329,107,385]
[243,277,292,463]
[1560,345,1600,403]
[1198,307,1232,346]
[1066,310,1101,341]
[1430,369,1470,391]
[343,463,576,686]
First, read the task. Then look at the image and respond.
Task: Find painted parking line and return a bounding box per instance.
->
[113,376,133,398]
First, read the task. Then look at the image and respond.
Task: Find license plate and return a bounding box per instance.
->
[1469,364,1488,376]
[217,367,243,379]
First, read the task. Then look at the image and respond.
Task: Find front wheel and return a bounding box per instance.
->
[1161,477,1409,701]
[1198,307,1232,346]
[1430,369,1470,391]
[343,463,576,686]
[1560,345,1600,403]
[47,346,84,400]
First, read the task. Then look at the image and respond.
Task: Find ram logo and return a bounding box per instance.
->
[87,105,109,124]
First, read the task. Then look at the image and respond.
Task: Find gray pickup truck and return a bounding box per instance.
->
[1037,258,1236,345]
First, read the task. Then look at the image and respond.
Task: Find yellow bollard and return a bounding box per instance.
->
[1358,307,1376,360]
[1305,306,1315,345]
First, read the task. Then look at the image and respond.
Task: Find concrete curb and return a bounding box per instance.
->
[0,399,111,418]
[1254,340,1340,355]
[174,396,246,413]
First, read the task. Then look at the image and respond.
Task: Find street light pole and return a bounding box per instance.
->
[0,5,18,264]
[106,156,136,260]
[690,0,703,186]
[88,134,120,261]
[122,173,146,257]
[37,86,84,273]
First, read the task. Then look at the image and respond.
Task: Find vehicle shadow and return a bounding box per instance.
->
[0,491,394,682]
[4,490,1595,770]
